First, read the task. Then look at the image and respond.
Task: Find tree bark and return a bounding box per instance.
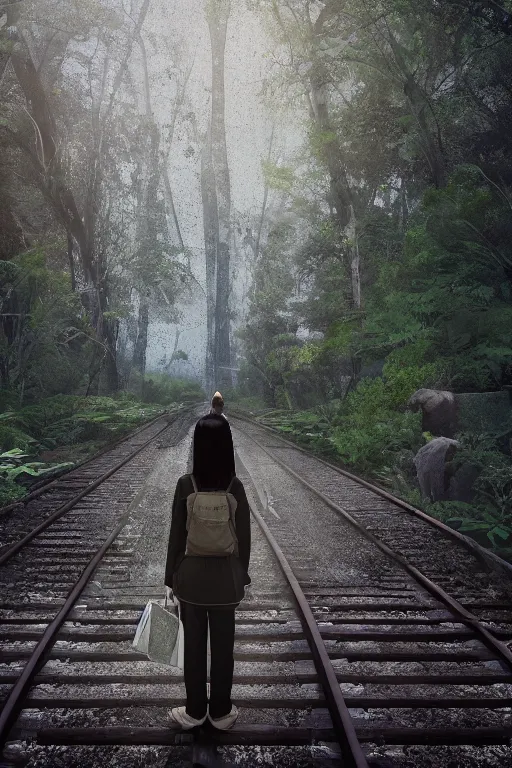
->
[382,24,447,189]
[130,24,162,383]
[7,2,151,393]
[200,134,218,394]
[207,0,232,390]
[308,70,361,311]
[132,298,149,377]
[254,124,275,262]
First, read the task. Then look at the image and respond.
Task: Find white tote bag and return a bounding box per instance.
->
[133,597,184,669]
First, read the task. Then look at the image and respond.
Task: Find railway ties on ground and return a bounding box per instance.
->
[1,406,512,767]
[229,414,512,765]
[0,407,196,763]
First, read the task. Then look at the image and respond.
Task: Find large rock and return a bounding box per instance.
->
[408,388,457,438]
[446,459,481,503]
[413,437,459,502]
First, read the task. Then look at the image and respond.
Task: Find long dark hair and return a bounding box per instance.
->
[192,414,235,490]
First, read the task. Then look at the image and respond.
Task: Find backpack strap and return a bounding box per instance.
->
[226,477,239,556]
[226,476,236,493]
[190,475,198,493]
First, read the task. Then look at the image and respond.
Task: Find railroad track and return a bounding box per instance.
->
[230,414,512,765]
[0,407,196,762]
[0,408,182,556]
[1,408,511,766]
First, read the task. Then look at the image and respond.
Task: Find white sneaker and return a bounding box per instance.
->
[170,706,207,729]
[208,705,238,730]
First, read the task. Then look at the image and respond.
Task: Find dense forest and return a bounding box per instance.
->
[1,1,511,558]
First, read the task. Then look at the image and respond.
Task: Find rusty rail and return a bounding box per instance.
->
[0,409,171,517]
[248,499,369,768]
[0,409,195,749]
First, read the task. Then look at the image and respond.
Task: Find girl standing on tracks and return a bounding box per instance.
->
[165,393,251,730]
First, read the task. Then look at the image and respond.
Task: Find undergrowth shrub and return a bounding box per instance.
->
[421,431,512,550]
[0,449,74,501]
[329,410,422,473]
[0,395,170,507]
[0,423,36,452]
[326,364,436,472]
[133,374,204,405]
[0,479,25,506]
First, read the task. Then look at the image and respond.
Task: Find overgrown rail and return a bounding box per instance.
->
[229,409,512,579]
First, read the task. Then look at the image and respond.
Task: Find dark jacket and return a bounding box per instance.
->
[164,473,251,606]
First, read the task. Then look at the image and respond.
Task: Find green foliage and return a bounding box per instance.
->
[342,360,439,425]
[0,423,36,452]
[0,448,73,486]
[427,498,512,550]
[0,246,92,400]
[0,394,172,507]
[0,479,25,506]
[139,374,204,405]
[239,220,299,405]
[360,170,512,392]
[259,407,339,456]
[308,126,339,163]
[261,161,295,193]
[330,410,422,473]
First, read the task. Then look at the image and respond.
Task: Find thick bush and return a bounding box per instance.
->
[0,479,25,506]
[330,410,422,473]
[0,423,36,452]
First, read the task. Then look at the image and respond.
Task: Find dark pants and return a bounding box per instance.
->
[179,601,235,720]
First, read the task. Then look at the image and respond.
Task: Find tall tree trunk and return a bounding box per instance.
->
[307,27,362,386]
[132,298,149,377]
[101,282,120,393]
[130,28,162,383]
[130,119,160,381]
[398,175,409,234]
[7,2,151,394]
[254,125,275,262]
[201,134,218,394]
[207,0,232,391]
[383,25,447,189]
[308,72,361,312]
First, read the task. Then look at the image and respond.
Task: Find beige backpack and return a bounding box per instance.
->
[185,475,238,556]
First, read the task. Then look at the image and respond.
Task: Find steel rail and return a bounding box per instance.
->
[0,408,172,517]
[0,409,190,568]
[0,506,136,749]
[229,410,512,578]
[235,423,512,673]
[248,497,369,768]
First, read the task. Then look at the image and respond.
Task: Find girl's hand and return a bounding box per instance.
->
[166,586,179,606]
